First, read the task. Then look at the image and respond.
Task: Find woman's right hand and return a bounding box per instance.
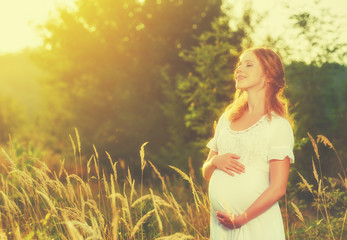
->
[212,153,245,176]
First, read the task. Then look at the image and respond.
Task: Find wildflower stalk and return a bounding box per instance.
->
[140,142,148,240]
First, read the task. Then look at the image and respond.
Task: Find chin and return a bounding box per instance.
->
[236,84,246,90]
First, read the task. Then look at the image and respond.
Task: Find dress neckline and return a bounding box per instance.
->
[227,114,268,134]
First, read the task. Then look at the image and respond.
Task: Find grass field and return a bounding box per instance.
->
[0,131,345,239]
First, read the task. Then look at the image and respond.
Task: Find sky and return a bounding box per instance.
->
[0,0,76,54]
[0,0,346,54]
[225,0,347,43]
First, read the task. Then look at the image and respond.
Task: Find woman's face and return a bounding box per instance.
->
[235,51,267,91]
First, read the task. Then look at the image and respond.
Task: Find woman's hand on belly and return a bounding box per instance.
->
[212,153,245,176]
[216,211,248,229]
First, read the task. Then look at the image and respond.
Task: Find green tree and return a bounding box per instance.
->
[34,0,224,166]
[286,62,347,176]
[283,5,347,177]
[155,8,258,173]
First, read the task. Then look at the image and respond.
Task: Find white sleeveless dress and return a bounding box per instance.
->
[207,112,294,240]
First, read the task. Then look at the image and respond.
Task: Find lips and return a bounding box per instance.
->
[236,75,246,81]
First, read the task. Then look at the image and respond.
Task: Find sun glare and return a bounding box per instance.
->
[0,0,345,55]
[0,0,76,54]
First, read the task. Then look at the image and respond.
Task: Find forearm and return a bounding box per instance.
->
[202,156,216,181]
[242,158,290,224]
[242,185,286,223]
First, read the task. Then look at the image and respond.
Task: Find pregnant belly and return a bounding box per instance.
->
[209,167,269,214]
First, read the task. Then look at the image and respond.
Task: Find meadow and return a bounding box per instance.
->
[0,131,345,240]
[0,0,346,239]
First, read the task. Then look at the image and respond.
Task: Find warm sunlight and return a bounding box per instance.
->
[225,0,347,48]
[0,0,76,54]
[0,0,345,54]
[0,1,346,239]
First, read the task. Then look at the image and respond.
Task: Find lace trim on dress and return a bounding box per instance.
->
[228,114,267,134]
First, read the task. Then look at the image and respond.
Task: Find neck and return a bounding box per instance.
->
[246,88,266,115]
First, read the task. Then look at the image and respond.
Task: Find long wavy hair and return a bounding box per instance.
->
[225,47,290,122]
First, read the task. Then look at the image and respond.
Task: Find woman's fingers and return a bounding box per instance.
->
[225,169,235,176]
[230,158,244,167]
[227,167,242,174]
[216,211,229,219]
[222,167,234,176]
[215,153,245,176]
[216,211,237,229]
[228,153,240,159]
[224,166,244,176]
[228,154,245,170]
[230,162,245,173]
[226,160,245,174]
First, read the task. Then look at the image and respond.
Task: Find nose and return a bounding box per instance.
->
[236,65,242,74]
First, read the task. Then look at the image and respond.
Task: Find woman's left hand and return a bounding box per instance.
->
[216,211,247,229]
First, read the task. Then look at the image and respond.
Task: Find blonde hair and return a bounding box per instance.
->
[226,47,290,121]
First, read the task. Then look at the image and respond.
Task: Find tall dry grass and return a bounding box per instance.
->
[0,131,345,239]
[287,133,346,240]
[0,131,209,239]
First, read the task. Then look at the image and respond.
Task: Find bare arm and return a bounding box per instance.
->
[202,150,218,181]
[217,157,290,228]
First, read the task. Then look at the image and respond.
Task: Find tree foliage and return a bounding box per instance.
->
[34,0,227,166]
[149,8,257,172]
[32,0,347,178]
[286,61,347,176]
[283,4,347,176]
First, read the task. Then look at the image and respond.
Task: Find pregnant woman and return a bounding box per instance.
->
[202,47,294,240]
